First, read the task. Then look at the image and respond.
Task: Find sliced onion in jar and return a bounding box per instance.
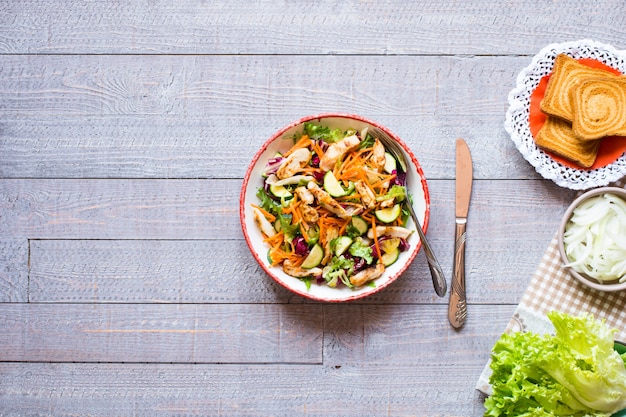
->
[563,192,626,283]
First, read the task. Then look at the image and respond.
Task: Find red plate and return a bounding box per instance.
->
[529,58,626,170]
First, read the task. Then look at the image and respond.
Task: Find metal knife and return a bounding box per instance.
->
[448,138,473,329]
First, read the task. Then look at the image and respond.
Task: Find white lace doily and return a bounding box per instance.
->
[505,39,626,190]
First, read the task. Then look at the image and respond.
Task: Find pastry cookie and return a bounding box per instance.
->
[540,54,617,122]
[571,76,626,140]
[535,116,601,168]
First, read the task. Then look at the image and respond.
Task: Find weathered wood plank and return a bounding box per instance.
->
[0,303,323,363]
[23,178,574,304]
[0,178,241,240]
[0,54,547,180]
[322,304,512,366]
[0,362,488,416]
[28,239,294,304]
[0,1,623,55]
[0,239,29,302]
[0,304,511,416]
[0,55,522,117]
[0,114,536,180]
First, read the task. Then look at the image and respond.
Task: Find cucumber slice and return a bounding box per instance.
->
[269,184,292,198]
[375,204,401,223]
[344,181,355,194]
[305,225,320,245]
[350,216,369,236]
[301,244,324,269]
[323,171,347,197]
[380,238,401,266]
[332,236,353,256]
[380,248,399,266]
[383,152,397,174]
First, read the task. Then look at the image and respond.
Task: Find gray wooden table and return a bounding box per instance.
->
[1,1,624,415]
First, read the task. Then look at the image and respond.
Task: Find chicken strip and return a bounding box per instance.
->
[321,226,339,265]
[276,148,312,180]
[252,206,276,238]
[319,134,360,171]
[294,186,314,205]
[371,139,387,170]
[367,226,413,240]
[350,263,385,287]
[301,204,319,225]
[307,182,350,219]
[283,260,322,278]
[354,180,376,209]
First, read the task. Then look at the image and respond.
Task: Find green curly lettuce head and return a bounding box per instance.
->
[485,311,626,417]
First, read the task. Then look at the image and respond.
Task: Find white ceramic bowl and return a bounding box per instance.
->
[557,186,626,292]
[240,113,430,302]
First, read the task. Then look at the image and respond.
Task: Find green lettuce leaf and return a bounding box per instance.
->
[303,122,346,143]
[485,311,626,417]
[542,311,626,412]
[349,238,373,265]
[256,187,281,216]
[322,255,354,288]
[376,184,406,203]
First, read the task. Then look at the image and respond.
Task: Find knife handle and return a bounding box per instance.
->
[448,219,467,329]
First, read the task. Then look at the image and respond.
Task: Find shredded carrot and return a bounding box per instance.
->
[311,141,325,160]
[264,231,285,247]
[290,202,303,225]
[369,174,396,191]
[338,218,350,236]
[300,223,310,243]
[282,135,311,158]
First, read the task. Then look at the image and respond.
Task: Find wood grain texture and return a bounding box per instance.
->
[0,54,547,180]
[0,114,536,180]
[0,303,323,363]
[0,362,488,416]
[0,55,521,117]
[2,1,624,415]
[0,304,511,416]
[0,239,28,302]
[0,1,623,55]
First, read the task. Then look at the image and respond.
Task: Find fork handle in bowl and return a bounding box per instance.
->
[408,204,447,297]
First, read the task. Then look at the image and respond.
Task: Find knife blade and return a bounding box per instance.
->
[448,138,473,329]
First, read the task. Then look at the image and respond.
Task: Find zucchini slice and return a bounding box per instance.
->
[350,216,369,236]
[269,184,292,198]
[332,236,353,256]
[301,244,324,269]
[380,238,401,266]
[383,152,397,174]
[375,204,401,223]
[323,171,347,197]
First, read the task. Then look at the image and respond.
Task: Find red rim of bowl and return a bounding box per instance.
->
[239,113,431,302]
[557,186,626,292]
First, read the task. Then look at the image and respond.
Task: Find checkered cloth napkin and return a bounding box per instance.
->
[476,178,626,395]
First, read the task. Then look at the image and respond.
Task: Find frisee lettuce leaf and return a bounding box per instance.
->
[485,311,626,417]
[349,238,373,265]
[322,255,354,288]
[256,187,281,216]
[303,122,345,143]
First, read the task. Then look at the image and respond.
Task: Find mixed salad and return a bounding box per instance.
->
[251,122,415,290]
